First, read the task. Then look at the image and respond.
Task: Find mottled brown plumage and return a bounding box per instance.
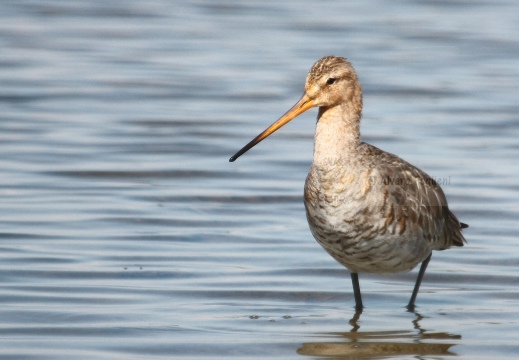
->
[230,56,467,311]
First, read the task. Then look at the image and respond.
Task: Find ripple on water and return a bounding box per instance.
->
[0,0,519,359]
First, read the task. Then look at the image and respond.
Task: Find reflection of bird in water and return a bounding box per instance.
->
[298,311,461,358]
[297,312,461,359]
[230,56,468,311]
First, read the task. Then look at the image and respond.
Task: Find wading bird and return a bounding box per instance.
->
[229,56,467,312]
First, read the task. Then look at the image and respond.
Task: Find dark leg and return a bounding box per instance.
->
[350,272,364,312]
[407,253,432,311]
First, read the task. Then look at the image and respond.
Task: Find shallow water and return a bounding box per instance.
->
[1,0,518,359]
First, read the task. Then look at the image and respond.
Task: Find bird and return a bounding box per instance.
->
[229,56,467,312]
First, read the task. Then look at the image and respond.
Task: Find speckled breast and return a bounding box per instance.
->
[303,164,431,274]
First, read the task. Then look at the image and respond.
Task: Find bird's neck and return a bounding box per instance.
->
[312,104,361,167]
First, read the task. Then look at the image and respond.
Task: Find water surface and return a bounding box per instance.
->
[1,0,518,359]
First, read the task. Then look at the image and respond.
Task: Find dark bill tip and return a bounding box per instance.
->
[228,93,314,164]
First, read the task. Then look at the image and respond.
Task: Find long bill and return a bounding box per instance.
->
[229,93,316,162]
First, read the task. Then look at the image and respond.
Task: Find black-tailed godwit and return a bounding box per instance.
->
[230,56,467,312]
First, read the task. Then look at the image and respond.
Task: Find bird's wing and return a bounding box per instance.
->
[359,142,466,249]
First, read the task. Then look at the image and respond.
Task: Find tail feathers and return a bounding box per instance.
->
[452,232,466,247]
[448,211,467,247]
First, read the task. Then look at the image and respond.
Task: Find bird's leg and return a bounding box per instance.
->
[407,253,432,311]
[350,272,364,312]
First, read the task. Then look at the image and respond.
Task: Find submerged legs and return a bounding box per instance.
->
[350,253,432,312]
[407,253,432,311]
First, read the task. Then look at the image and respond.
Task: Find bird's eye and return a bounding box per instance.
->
[326,78,336,85]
